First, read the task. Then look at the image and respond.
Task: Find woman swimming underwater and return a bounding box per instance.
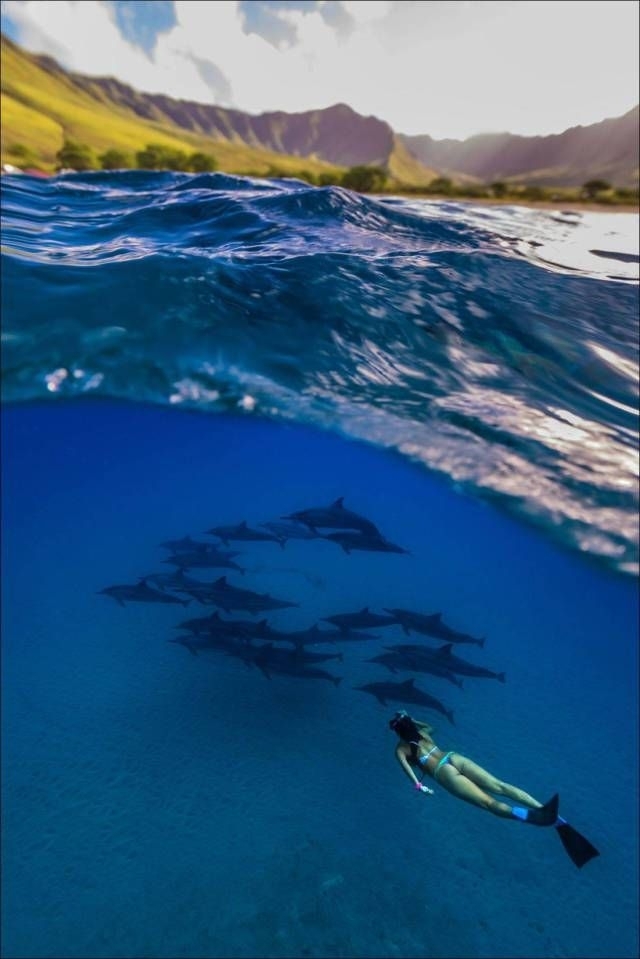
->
[389,710,599,868]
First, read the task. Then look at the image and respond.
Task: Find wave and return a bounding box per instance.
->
[1,171,638,574]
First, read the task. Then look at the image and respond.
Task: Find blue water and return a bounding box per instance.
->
[1,172,639,959]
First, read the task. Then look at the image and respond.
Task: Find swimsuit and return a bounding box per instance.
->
[418,744,439,767]
[433,751,454,781]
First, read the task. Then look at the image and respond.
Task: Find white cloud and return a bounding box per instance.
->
[2,0,638,138]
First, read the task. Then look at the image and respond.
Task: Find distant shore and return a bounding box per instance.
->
[387,193,640,214]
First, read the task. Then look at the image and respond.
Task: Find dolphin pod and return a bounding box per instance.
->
[98,495,504,717]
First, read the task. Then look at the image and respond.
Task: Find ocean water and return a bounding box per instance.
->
[1,172,638,959]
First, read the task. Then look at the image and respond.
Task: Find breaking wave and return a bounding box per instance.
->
[1,171,638,574]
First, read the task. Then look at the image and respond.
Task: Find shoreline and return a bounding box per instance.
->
[382,193,640,214]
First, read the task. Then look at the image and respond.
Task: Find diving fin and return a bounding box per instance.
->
[525,793,560,826]
[555,821,599,868]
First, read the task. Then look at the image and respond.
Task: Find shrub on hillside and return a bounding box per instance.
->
[317,172,343,187]
[136,143,189,170]
[342,165,387,192]
[187,152,217,172]
[99,149,132,170]
[56,138,98,171]
[582,179,611,199]
[425,176,453,195]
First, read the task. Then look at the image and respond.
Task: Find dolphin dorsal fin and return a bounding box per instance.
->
[430,612,442,622]
[311,624,319,634]
[211,611,220,620]
[215,576,227,585]
[332,497,344,509]
[138,577,148,585]
[240,521,247,528]
[402,678,415,687]
[361,606,369,613]
[436,643,454,657]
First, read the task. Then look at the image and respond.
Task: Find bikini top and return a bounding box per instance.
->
[408,741,439,766]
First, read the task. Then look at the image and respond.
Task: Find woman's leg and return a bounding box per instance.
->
[451,754,542,809]
[435,763,515,819]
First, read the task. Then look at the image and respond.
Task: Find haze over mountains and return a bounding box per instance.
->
[2,34,638,187]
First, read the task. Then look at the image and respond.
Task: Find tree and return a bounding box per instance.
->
[490,180,507,198]
[582,179,611,199]
[426,176,453,194]
[317,172,342,187]
[56,138,98,171]
[136,143,189,170]
[99,148,132,170]
[342,165,387,192]
[187,152,217,173]
[295,169,317,185]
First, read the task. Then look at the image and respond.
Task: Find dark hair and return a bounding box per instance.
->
[389,713,421,743]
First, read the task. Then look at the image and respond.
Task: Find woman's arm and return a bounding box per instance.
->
[395,745,431,793]
[414,719,435,734]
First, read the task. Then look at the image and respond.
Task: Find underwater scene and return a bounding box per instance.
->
[1,172,639,959]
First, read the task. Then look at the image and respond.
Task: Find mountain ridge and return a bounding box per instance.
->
[401,106,639,187]
[1,34,638,187]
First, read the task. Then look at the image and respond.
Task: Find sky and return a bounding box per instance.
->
[1,0,638,139]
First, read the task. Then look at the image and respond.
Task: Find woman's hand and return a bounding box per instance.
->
[415,782,434,795]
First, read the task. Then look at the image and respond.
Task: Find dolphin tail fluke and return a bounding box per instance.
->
[446,709,455,725]
[117,599,126,608]
[402,625,410,636]
[278,539,286,550]
[555,820,599,868]
[332,676,342,687]
[477,636,486,648]
[498,672,506,683]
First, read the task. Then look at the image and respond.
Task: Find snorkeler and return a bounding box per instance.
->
[389,710,599,868]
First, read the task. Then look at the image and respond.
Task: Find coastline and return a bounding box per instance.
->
[384,193,640,214]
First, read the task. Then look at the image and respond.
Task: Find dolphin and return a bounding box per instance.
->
[259,521,319,546]
[267,624,380,648]
[176,610,271,639]
[184,575,298,615]
[228,642,343,668]
[206,521,280,546]
[143,569,208,594]
[367,652,464,688]
[98,578,190,607]
[321,606,397,633]
[282,497,380,535]
[386,643,505,682]
[385,609,484,647]
[353,678,455,724]
[322,532,409,555]
[160,536,217,553]
[163,551,245,574]
[168,633,241,657]
[233,644,342,685]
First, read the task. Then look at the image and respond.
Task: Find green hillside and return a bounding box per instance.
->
[0,35,344,179]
